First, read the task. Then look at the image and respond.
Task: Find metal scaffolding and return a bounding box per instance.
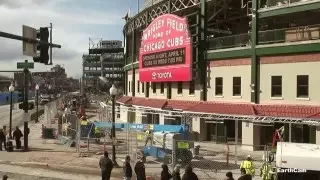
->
[100,103,320,126]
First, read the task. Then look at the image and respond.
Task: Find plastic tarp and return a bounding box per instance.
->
[124,124,186,133]
[276,142,320,171]
[92,122,187,133]
[93,122,124,129]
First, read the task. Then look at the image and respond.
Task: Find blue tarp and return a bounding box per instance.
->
[93,122,187,133]
[93,122,124,129]
[0,91,35,105]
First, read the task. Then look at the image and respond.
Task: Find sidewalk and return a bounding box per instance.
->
[0,118,124,180]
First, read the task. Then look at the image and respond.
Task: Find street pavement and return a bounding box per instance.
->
[0,102,42,129]
[0,103,24,128]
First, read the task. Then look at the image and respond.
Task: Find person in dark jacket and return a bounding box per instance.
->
[161,164,172,180]
[99,151,113,180]
[238,168,252,180]
[123,155,133,180]
[0,129,6,150]
[172,165,181,180]
[2,175,8,180]
[12,126,23,149]
[226,172,235,180]
[134,156,146,180]
[182,166,198,180]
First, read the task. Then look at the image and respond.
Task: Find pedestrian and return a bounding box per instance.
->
[12,126,23,149]
[0,129,6,151]
[238,168,252,180]
[99,151,113,180]
[161,164,172,180]
[134,156,146,180]
[182,165,198,180]
[226,172,235,180]
[2,175,8,180]
[2,126,7,148]
[240,155,255,178]
[172,165,181,180]
[123,155,133,180]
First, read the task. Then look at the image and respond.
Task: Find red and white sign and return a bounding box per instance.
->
[139,14,192,82]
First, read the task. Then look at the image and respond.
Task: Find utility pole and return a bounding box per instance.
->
[16,59,34,151]
[49,23,53,65]
[23,67,30,151]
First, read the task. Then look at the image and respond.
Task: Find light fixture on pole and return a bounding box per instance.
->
[8,84,15,139]
[48,85,52,97]
[35,84,40,123]
[109,84,119,167]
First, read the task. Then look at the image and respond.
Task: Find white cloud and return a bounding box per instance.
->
[0,0,123,78]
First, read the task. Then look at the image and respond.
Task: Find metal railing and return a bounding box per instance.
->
[207,33,251,50]
[207,24,320,50]
[260,0,316,9]
[259,24,320,44]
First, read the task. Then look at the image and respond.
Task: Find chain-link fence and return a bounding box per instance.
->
[42,99,63,139]
[91,102,279,180]
[43,99,62,128]
[168,140,271,180]
[76,122,140,160]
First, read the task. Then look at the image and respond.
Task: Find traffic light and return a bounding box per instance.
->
[18,102,35,110]
[33,27,49,65]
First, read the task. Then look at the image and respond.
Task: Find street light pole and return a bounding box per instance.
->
[109,84,119,167]
[35,84,39,123]
[9,84,15,139]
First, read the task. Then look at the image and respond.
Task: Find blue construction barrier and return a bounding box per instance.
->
[92,122,188,133]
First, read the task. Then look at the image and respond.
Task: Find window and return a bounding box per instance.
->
[215,77,223,96]
[117,114,120,118]
[142,82,145,93]
[271,76,282,97]
[297,75,309,98]
[152,83,156,94]
[189,80,195,95]
[177,82,183,94]
[160,83,164,94]
[128,81,131,93]
[232,77,241,96]
[137,80,140,93]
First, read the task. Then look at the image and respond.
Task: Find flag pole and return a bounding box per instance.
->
[129,0,132,17]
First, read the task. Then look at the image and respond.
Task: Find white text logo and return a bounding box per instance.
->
[151,72,172,80]
[277,168,307,173]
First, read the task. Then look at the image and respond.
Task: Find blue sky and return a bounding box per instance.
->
[0,0,141,78]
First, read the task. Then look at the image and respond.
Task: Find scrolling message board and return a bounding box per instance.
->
[139,14,192,82]
[142,48,186,68]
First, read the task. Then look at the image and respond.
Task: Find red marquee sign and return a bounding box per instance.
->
[139,14,192,82]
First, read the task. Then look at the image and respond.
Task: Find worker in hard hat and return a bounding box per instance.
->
[260,156,275,180]
[144,130,152,146]
[80,116,88,126]
[240,155,256,178]
[94,126,102,143]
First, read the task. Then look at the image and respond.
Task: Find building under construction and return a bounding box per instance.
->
[119,0,320,151]
[82,39,124,93]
